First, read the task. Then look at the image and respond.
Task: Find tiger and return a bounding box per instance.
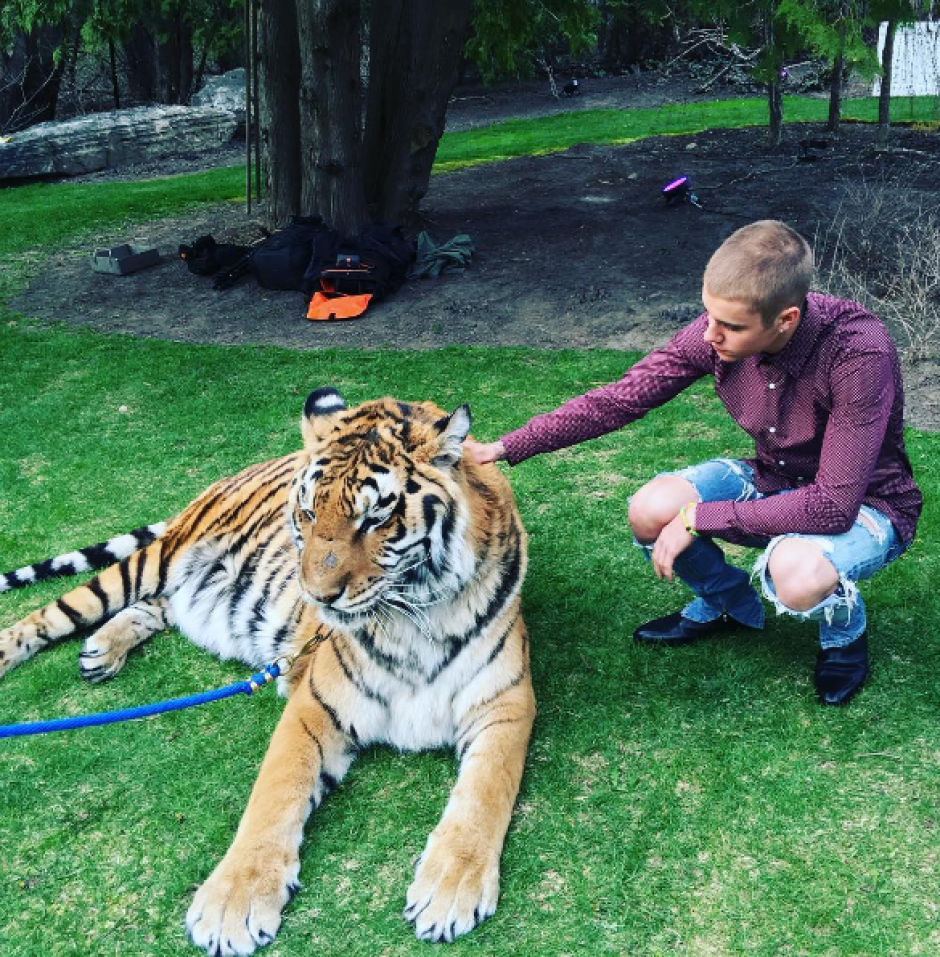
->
[0,388,536,954]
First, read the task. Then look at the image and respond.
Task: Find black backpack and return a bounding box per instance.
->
[308,223,414,300]
[250,216,340,291]
[210,218,415,304]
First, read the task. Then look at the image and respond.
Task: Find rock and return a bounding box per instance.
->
[192,70,246,124]
[0,104,239,181]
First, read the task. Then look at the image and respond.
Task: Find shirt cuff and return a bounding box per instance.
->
[500,428,539,466]
[693,500,739,536]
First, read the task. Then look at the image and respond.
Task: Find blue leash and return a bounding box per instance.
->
[0,659,291,739]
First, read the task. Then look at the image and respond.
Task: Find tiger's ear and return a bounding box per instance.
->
[301,387,347,445]
[430,404,472,468]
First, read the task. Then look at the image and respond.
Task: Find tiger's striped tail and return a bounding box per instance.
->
[0,535,172,678]
[0,522,167,593]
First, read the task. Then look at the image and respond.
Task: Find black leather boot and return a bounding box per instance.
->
[633,611,747,646]
[815,632,869,705]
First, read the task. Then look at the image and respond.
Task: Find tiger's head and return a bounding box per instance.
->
[287,388,476,628]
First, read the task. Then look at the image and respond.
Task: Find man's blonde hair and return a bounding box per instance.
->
[704,220,814,326]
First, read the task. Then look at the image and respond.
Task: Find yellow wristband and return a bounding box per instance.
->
[679,501,699,537]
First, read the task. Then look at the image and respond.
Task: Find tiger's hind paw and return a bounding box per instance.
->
[404,831,499,942]
[0,624,40,679]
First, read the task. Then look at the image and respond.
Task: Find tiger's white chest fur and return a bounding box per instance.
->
[166,535,515,753]
[322,575,515,751]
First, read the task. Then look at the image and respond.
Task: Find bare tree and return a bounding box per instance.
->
[0,26,66,133]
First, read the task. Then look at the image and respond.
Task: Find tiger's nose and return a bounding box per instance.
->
[322,551,338,569]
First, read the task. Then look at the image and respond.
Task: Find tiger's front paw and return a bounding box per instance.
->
[185,855,300,956]
[403,829,500,943]
[79,631,130,683]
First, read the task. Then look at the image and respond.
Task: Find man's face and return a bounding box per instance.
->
[701,286,797,362]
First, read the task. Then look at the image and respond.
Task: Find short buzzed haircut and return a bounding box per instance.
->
[704,220,814,326]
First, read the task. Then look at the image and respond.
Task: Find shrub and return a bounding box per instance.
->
[815,173,940,361]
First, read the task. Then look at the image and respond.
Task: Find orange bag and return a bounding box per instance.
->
[306,292,373,321]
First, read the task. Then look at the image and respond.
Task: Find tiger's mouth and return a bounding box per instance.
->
[317,605,363,626]
[298,547,448,627]
[300,586,383,623]
[300,588,364,612]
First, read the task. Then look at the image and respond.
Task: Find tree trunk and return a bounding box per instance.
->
[160,9,195,104]
[767,77,783,147]
[109,40,121,109]
[598,5,630,71]
[260,0,303,225]
[296,0,368,235]
[826,49,844,133]
[193,27,217,99]
[63,24,83,115]
[362,0,474,223]
[124,25,161,103]
[826,6,847,134]
[877,19,896,147]
[763,0,783,148]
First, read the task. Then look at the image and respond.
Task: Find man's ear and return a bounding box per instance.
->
[301,387,347,445]
[777,305,801,333]
[430,404,472,468]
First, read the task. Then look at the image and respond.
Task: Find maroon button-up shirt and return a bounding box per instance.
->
[501,293,922,545]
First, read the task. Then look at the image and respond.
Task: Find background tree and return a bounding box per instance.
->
[776,0,871,134]
[465,0,599,87]
[0,0,71,132]
[596,0,673,73]
[294,0,367,233]
[361,0,475,223]
[1,0,243,129]
[258,0,601,232]
[867,0,927,146]
[685,0,800,147]
[683,0,879,146]
[257,0,301,220]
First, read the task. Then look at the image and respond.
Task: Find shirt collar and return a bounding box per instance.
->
[760,297,818,376]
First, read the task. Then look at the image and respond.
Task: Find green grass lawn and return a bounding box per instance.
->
[434,94,940,170]
[1,96,939,957]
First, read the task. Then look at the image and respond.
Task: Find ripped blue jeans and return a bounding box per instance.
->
[635,458,907,649]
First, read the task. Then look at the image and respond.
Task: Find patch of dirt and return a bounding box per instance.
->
[11,76,939,429]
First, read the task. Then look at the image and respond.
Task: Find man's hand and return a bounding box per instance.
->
[463,439,506,465]
[651,510,696,581]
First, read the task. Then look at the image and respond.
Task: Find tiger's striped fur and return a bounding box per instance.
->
[0,522,166,593]
[0,388,535,952]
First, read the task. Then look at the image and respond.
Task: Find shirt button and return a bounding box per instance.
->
[768,427,777,434]
[768,383,776,390]
[778,460,785,466]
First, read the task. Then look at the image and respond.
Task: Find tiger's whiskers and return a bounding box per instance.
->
[380,596,435,644]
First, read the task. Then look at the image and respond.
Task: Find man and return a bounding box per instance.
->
[465,220,922,705]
